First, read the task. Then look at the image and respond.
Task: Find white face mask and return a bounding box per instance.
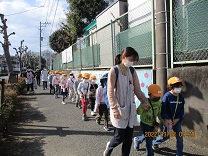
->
[91,80,96,83]
[173,88,182,94]
[69,76,73,78]
[84,79,89,83]
[124,59,134,67]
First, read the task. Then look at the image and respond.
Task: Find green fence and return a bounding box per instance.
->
[172,0,208,63]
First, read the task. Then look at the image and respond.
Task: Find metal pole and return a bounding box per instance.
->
[151,0,156,83]
[155,0,168,94]
[39,22,42,69]
[91,33,95,70]
[170,0,174,68]
[110,20,115,66]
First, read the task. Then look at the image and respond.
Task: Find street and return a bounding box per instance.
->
[0,86,207,156]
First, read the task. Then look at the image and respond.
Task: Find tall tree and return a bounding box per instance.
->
[66,0,108,38]
[49,29,72,54]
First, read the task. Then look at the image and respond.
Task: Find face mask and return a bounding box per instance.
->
[84,79,88,83]
[173,88,182,94]
[124,59,134,67]
[152,97,160,102]
[92,80,96,83]
[70,76,73,78]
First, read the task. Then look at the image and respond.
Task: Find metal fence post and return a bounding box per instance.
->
[111,20,115,66]
[91,33,95,70]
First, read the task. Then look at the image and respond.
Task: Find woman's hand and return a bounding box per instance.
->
[114,112,121,119]
[142,103,149,110]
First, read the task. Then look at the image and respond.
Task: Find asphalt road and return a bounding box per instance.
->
[0,86,207,156]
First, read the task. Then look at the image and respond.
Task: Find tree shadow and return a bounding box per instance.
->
[0,96,47,156]
[155,147,204,156]
[182,107,204,130]
[182,81,204,100]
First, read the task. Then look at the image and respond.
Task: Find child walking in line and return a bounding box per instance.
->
[89,75,98,116]
[74,73,83,108]
[77,73,91,121]
[95,73,110,131]
[67,72,76,103]
[48,71,55,94]
[161,77,185,156]
[60,73,68,105]
[134,84,163,156]
[52,71,60,99]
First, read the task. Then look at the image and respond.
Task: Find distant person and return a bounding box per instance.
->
[41,67,48,90]
[89,75,98,116]
[77,73,91,121]
[161,77,185,156]
[35,67,41,86]
[52,70,60,99]
[67,72,76,103]
[73,73,83,108]
[103,47,148,156]
[95,73,110,131]
[25,66,35,94]
[60,73,68,105]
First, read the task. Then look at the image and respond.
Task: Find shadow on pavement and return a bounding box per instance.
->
[155,147,204,156]
[0,96,46,156]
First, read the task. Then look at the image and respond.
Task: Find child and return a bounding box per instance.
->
[73,73,83,108]
[135,84,163,156]
[77,73,91,121]
[48,71,55,94]
[67,72,76,103]
[95,73,110,131]
[89,75,98,116]
[52,71,60,99]
[161,77,185,156]
[60,73,68,104]
[25,66,35,94]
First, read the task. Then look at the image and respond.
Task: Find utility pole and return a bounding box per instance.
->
[39,22,50,70]
[0,14,16,82]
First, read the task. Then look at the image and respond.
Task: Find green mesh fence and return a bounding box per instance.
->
[173,0,208,62]
[53,0,153,70]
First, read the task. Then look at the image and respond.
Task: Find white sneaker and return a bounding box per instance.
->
[91,111,95,116]
[62,101,66,105]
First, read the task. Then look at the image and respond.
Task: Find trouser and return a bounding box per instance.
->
[36,77,40,85]
[75,93,80,107]
[68,88,75,102]
[42,81,47,89]
[140,122,154,156]
[80,97,89,115]
[89,98,96,112]
[106,126,134,156]
[54,85,59,96]
[95,104,109,127]
[27,83,34,92]
[62,89,68,102]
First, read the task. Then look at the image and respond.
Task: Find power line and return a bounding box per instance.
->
[50,0,60,35]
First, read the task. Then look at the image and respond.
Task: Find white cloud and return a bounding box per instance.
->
[0,0,68,55]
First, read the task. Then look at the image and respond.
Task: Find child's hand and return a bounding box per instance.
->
[114,112,120,119]
[172,118,180,126]
[142,103,149,110]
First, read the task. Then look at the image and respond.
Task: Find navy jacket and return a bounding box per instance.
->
[161,91,185,121]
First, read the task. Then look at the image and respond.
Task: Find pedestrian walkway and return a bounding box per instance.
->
[0,86,207,156]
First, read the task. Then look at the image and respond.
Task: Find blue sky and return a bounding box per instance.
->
[0,0,68,56]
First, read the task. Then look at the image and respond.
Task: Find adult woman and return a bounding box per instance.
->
[104,47,148,156]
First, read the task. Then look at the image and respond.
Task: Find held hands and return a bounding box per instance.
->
[114,111,121,119]
[141,103,149,110]
[172,118,180,126]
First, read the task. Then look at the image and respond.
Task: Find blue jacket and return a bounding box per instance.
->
[161,91,185,121]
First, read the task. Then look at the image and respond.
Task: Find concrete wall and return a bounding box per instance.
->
[168,66,208,148]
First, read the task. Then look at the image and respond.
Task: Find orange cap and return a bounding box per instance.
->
[83,73,90,79]
[90,75,96,80]
[77,73,82,79]
[168,77,182,85]
[148,84,162,97]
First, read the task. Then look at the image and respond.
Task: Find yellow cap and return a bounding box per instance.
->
[168,77,182,85]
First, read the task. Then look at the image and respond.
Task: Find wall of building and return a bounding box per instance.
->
[168,66,208,148]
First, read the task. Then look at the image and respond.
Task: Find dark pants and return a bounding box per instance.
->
[89,98,95,112]
[36,77,40,85]
[27,83,34,92]
[140,122,154,156]
[106,126,134,156]
[95,104,109,127]
[42,81,47,89]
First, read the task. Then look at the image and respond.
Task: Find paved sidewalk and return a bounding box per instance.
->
[0,86,207,156]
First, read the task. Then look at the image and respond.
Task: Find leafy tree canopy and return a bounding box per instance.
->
[66,0,108,38]
[49,29,72,53]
